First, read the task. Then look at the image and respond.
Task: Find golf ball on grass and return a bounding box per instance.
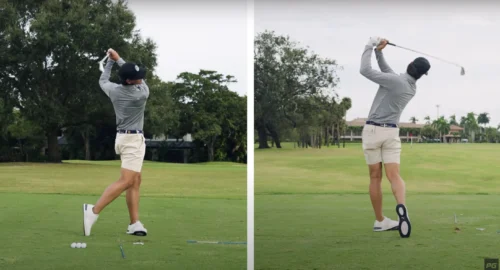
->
[71,242,87,248]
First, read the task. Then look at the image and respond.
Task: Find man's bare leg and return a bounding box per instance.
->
[93,168,138,214]
[368,162,384,222]
[384,163,405,205]
[126,173,141,224]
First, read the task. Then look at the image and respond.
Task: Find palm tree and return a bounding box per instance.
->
[464,112,479,142]
[339,97,352,148]
[424,116,431,125]
[477,112,490,127]
[409,117,418,124]
[432,116,450,142]
[449,115,458,126]
[477,112,490,141]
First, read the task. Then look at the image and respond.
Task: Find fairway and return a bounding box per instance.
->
[256,143,500,270]
[0,161,246,270]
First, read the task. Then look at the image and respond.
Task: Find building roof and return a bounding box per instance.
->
[347,118,464,131]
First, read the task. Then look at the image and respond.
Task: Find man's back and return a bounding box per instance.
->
[359,45,417,124]
[109,83,149,130]
[367,73,416,124]
[99,58,150,130]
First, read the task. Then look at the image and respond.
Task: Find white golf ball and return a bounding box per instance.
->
[76,243,82,248]
[71,243,76,248]
[81,243,87,248]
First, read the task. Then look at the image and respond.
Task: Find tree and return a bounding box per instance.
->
[424,116,431,125]
[6,109,45,161]
[460,112,479,142]
[254,30,341,149]
[4,0,156,162]
[477,112,490,141]
[477,112,490,127]
[143,77,179,139]
[420,125,438,139]
[449,115,458,126]
[409,117,418,124]
[484,127,499,143]
[339,97,352,148]
[171,70,243,162]
[431,116,450,142]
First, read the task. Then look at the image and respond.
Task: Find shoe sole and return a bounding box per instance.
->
[396,204,411,238]
[82,204,87,236]
[373,226,399,232]
[127,231,147,236]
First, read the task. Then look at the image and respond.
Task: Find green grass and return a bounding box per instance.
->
[0,160,246,270]
[256,143,500,270]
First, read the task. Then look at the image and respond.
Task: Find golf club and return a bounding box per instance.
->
[187,240,247,245]
[387,42,465,76]
[98,49,111,72]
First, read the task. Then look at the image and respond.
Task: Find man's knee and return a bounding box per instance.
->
[121,169,140,188]
[384,163,400,182]
[368,163,382,182]
[134,174,142,188]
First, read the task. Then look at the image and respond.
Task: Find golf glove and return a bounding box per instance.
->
[367,36,383,47]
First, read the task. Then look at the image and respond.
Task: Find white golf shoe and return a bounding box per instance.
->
[127,221,148,236]
[83,204,99,236]
[373,216,399,232]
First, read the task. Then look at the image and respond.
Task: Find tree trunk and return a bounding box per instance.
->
[337,124,341,148]
[324,127,328,147]
[207,137,216,161]
[331,124,335,145]
[318,131,322,149]
[267,123,281,148]
[46,127,61,163]
[257,126,269,149]
[81,129,91,160]
[342,127,346,148]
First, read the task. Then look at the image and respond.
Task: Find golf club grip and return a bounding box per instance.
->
[387,42,396,46]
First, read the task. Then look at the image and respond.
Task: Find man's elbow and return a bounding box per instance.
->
[359,66,371,77]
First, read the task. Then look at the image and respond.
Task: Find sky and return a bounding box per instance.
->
[256,0,500,126]
[126,0,247,96]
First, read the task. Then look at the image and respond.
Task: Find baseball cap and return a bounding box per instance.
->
[412,57,431,76]
[118,62,147,82]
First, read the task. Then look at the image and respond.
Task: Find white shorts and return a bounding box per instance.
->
[362,124,401,165]
[115,133,146,172]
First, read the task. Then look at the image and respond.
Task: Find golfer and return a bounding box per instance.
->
[83,49,149,237]
[360,37,430,238]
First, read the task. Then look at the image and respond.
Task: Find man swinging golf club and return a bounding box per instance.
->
[83,48,149,237]
[360,37,430,238]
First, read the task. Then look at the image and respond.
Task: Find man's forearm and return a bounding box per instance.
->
[116,58,126,67]
[360,45,374,76]
[375,49,394,73]
[100,60,114,82]
[99,60,115,96]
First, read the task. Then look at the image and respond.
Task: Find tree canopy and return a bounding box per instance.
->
[254,30,349,149]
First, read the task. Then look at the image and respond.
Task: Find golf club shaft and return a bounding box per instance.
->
[119,244,126,258]
[387,42,462,68]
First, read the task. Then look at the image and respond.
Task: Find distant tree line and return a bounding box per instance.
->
[254,30,351,149]
[346,112,498,143]
[0,0,246,163]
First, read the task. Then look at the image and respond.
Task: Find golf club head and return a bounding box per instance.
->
[460,67,465,76]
